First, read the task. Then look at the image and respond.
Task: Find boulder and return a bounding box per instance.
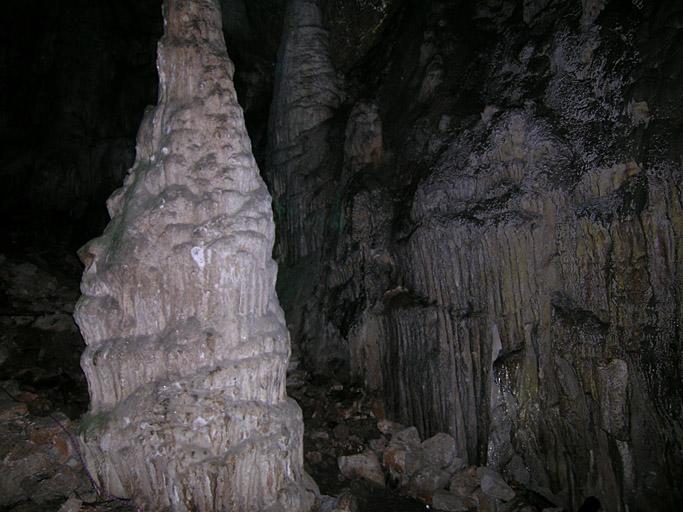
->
[383,442,422,482]
[393,426,421,446]
[408,466,451,501]
[421,432,457,470]
[377,418,404,435]
[478,467,515,502]
[449,466,481,497]
[339,450,385,487]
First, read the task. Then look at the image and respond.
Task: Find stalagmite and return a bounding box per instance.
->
[266,0,341,264]
[73,1,313,510]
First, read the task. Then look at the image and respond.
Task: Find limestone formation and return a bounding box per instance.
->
[73,1,312,510]
[266,0,341,264]
[266,1,683,510]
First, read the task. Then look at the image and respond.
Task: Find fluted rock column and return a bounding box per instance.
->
[73,1,313,510]
[266,0,341,264]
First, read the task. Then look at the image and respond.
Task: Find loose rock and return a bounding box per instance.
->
[449,466,481,498]
[478,467,515,502]
[338,450,385,487]
[421,432,457,470]
[431,489,474,512]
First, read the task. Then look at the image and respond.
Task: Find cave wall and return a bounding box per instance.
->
[265,0,683,510]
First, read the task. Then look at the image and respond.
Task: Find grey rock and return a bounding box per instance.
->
[431,489,473,512]
[317,495,338,512]
[73,1,312,510]
[449,467,480,498]
[408,465,451,501]
[421,432,457,470]
[302,471,320,498]
[368,436,387,454]
[478,467,515,502]
[57,497,82,512]
[338,450,385,487]
[393,426,421,446]
[445,456,467,476]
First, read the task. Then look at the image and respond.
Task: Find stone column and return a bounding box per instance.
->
[73,1,313,510]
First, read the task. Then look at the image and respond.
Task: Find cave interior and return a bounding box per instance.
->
[1,0,682,511]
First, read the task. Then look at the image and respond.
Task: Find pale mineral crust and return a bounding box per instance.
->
[73,1,312,510]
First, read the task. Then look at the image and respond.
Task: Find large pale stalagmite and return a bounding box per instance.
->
[73,0,313,510]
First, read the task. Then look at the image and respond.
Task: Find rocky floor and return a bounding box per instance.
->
[0,241,565,512]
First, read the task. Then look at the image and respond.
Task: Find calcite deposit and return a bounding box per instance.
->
[265,1,683,511]
[73,1,312,510]
[267,0,341,264]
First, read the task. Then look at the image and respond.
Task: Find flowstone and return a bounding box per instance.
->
[73,1,313,510]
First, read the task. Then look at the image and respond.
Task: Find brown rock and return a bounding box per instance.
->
[339,450,385,487]
[383,442,422,482]
[377,418,403,435]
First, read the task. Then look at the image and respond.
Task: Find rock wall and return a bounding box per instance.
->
[266,1,683,510]
[73,1,312,510]
[267,0,342,265]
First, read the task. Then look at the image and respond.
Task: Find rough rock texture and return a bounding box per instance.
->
[0,392,91,510]
[73,1,312,510]
[265,1,683,511]
[338,450,385,487]
[267,0,342,264]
